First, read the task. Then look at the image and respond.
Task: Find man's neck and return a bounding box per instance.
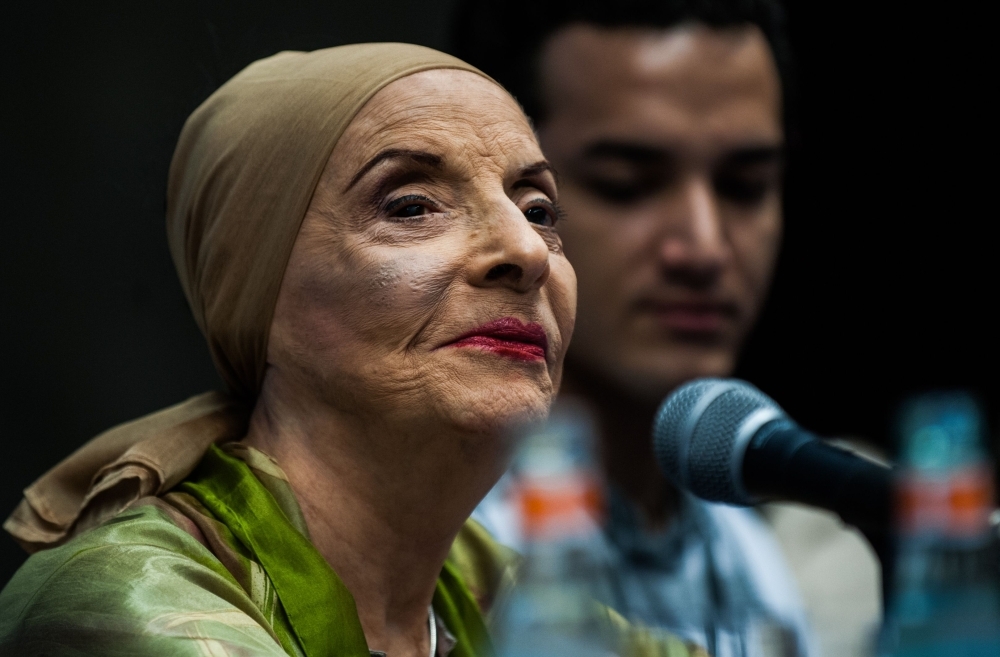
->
[561,372,680,528]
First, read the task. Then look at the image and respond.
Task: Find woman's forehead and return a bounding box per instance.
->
[340,70,539,166]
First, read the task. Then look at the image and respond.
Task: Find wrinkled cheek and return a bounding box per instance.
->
[350,251,457,348]
[277,253,449,397]
[279,240,459,384]
[282,272,354,363]
[365,255,452,308]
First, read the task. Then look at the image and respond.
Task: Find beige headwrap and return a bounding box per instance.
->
[5,43,491,553]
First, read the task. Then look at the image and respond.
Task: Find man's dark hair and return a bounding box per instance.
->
[451,0,794,133]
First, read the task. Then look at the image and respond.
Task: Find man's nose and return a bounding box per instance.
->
[658,175,729,287]
[468,198,551,293]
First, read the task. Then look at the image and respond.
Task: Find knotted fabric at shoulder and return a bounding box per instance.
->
[4,392,247,553]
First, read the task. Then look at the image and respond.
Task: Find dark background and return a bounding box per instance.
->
[1,1,992,586]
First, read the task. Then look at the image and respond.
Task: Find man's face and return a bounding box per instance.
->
[537,23,784,402]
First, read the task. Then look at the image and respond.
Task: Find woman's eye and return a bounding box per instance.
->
[385,195,433,219]
[525,206,555,227]
[395,204,426,218]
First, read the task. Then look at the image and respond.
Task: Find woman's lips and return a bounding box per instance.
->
[444,317,548,362]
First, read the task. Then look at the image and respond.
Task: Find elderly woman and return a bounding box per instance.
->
[0,44,703,657]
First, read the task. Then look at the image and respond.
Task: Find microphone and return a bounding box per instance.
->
[652,378,892,534]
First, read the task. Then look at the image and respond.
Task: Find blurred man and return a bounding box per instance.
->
[454,2,878,656]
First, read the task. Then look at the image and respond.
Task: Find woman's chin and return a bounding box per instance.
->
[441,380,554,437]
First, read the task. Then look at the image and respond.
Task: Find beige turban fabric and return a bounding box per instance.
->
[5,43,492,553]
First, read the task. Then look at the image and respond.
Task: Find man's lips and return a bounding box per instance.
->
[443,317,548,361]
[638,301,739,333]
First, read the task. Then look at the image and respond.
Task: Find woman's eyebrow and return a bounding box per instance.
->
[512,160,559,195]
[346,149,443,191]
[518,160,558,182]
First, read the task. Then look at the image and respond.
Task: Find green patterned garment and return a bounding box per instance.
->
[0,444,705,657]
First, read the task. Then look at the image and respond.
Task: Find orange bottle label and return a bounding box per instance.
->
[513,473,604,539]
[896,466,994,536]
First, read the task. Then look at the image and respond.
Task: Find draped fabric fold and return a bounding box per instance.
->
[4,392,247,553]
[4,43,490,553]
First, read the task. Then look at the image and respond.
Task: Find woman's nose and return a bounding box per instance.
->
[469,199,551,293]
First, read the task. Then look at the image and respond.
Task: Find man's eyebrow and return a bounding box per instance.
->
[579,141,785,166]
[346,149,443,190]
[721,145,785,166]
[581,141,668,163]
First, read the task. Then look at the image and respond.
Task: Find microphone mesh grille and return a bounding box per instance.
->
[653,379,781,504]
[687,385,775,502]
[652,378,726,484]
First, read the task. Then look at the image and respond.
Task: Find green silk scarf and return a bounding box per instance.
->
[180,445,493,657]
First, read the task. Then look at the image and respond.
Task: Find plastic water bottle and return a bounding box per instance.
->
[492,398,624,657]
[878,392,1000,656]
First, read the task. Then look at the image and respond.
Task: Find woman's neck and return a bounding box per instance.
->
[242,375,497,657]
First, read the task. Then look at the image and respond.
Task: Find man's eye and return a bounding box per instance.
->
[524,206,552,226]
[580,177,661,205]
[714,176,772,205]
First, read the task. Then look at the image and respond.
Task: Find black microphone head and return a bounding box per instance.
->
[653,378,788,505]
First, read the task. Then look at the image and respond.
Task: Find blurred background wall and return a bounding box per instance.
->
[1,0,992,586]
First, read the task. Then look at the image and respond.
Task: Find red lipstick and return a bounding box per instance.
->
[445,317,548,361]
